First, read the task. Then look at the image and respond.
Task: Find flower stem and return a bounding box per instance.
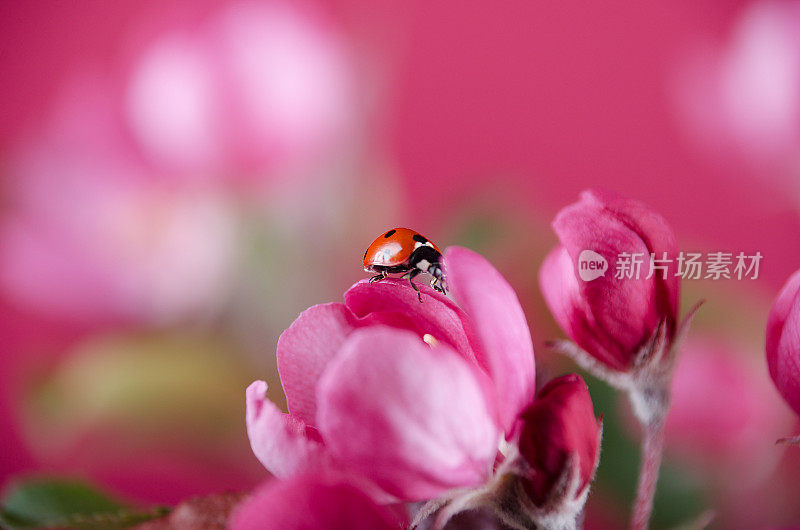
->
[630,417,665,530]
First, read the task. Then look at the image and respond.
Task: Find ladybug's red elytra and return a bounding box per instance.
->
[363,227,447,302]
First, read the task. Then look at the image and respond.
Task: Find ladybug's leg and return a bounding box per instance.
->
[401,269,423,302]
[369,271,388,284]
[428,264,448,295]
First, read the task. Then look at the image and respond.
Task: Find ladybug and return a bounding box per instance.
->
[363,227,447,302]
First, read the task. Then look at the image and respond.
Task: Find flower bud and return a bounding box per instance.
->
[540,189,680,372]
[766,268,800,418]
[517,374,601,508]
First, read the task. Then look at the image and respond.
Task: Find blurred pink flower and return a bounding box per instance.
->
[672,0,800,173]
[766,268,800,419]
[0,1,370,506]
[246,246,535,501]
[540,189,680,373]
[229,474,407,530]
[517,374,601,509]
[0,1,363,325]
[666,336,792,473]
[125,1,356,183]
[0,77,238,325]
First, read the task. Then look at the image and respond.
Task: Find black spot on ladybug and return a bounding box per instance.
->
[412,234,428,244]
[383,229,396,238]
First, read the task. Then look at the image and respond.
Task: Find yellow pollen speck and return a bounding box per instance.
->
[423,334,439,347]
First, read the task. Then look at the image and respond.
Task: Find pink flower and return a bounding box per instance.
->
[229,474,407,530]
[666,336,792,476]
[766,268,800,419]
[126,1,355,183]
[0,1,360,325]
[517,374,601,509]
[540,189,680,372]
[246,246,535,501]
[672,0,800,174]
[0,77,237,325]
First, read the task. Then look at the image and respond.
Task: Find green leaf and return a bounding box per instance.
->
[0,478,168,529]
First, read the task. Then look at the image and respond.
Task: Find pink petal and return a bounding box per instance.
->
[540,246,630,370]
[766,269,800,416]
[229,475,405,530]
[277,303,361,425]
[316,327,499,501]
[0,215,119,322]
[583,189,680,321]
[245,381,332,478]
[444,246,535,433]
[344,278,480,365]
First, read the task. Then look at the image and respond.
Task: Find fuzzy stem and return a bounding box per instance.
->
[630,417,665,530]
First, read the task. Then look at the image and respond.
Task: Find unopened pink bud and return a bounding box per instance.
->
[766,268,800,418]
[540,189,680,371]
[517,374,601,507]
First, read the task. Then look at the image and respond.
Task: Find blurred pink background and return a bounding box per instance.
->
[1,0,799,527]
